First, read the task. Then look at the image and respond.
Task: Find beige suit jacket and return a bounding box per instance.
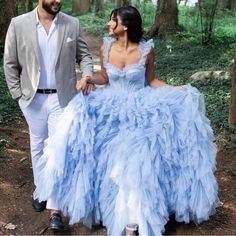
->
[4,9,93,108]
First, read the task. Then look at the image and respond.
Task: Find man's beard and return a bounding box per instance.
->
[42,1,61,16]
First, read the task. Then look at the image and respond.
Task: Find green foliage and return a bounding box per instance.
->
[197,0,219,44]
[154,39,234,129]
[76,2,116,35]
[0,50,22,124]
[178,5,236,43]
[222,166,236,177]
[77,12,110,35]
[1,1,236,137]
[60,0,73,15]
[137,1,156,35]
[76,1,156,36]
[0,136,8,158]
[76,2,236,44]
[16,0,236,44]
[193,78,231,129]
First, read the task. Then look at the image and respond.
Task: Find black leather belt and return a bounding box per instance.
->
[36,89,57,94]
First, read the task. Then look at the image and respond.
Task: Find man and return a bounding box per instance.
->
[4,0,93,230]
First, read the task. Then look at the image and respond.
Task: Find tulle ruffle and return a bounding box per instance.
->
[34,84,220,235]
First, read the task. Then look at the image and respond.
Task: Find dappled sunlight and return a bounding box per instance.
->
[0,182,16,195]
[7,148,27,155]
[219,174,232,182]
[19,128,29,134]
[222,203,236,214]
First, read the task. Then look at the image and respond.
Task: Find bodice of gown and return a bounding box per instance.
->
[103,37,154,92]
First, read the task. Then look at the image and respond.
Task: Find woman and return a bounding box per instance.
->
[34,6,220,235]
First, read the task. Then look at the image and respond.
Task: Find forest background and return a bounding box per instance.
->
[1,0,236,144]
[0,0,236,235]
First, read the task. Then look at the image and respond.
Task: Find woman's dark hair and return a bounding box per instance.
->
[110,6,143,43]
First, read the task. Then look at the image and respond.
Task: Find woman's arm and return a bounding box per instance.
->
[145,48,186,90]
[146,48,168,88]
[89,44,108,85]
[76,44,108,92]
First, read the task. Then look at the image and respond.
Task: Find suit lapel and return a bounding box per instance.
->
[55,12,66,64]
[27,10,66,66]
[28,9,40,64]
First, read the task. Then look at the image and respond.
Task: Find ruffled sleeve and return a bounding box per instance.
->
[139,39,154,66]
[103,37,116,68]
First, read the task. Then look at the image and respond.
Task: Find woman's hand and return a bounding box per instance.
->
[76,77,89,92]
[176,85,187,91]
[83,83,96,95]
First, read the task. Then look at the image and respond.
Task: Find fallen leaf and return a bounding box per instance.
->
[39,226,48,235]
[20,157,28,163]
[4,223,17,230]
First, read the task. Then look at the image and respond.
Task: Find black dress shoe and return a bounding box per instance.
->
[32,198,47,212]
[49,213,64,231]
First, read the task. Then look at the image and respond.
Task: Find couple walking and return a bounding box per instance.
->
[4,0,220,235]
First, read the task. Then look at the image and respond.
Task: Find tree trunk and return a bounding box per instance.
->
[72,0,90,15]
[228,51,236,125]
[0,0,18,44]
[150,0,178,39]
[95,0,104,17]
[116,0,131,7]
[219,0,229,8]
[219,0,236,10]
[25,0,33,12]
[229,0,236,11]
[198,0,218,45]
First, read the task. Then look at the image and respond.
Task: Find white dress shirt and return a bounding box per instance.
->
[36,9,58,89]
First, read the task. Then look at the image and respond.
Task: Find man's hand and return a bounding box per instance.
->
[76,77,89,92]
[76,77,95,95]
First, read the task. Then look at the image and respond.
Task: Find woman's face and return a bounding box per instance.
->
[107,14,126,36]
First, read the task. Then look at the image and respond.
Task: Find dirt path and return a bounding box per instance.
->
[0,33,236,235]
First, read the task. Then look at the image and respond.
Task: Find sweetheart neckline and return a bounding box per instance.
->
[106,61,142,71]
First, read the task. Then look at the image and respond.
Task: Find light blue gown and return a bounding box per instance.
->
[34,37,220,235]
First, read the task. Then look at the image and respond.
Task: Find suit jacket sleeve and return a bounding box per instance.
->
[75,21,93,78]
[4,19,22,100]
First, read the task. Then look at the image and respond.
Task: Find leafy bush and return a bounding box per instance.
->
[0,1,235,135]
[0,49,22,124]
[178,5,236,43]
[154,39,234,129]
